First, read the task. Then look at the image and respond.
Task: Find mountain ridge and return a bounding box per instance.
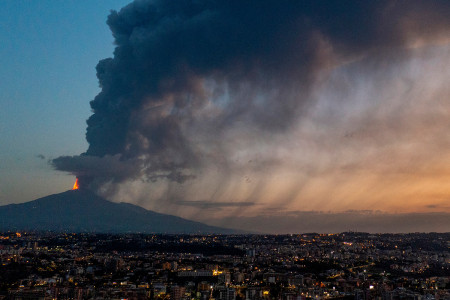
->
[0,189,238,234]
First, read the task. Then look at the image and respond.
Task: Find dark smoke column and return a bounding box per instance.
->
[52,0,450,192]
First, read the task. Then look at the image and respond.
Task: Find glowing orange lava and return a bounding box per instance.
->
[72,178,79,190]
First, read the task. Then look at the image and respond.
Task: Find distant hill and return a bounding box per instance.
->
[0,189,237,234]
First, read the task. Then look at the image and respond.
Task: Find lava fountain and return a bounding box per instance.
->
[72,178,79,190]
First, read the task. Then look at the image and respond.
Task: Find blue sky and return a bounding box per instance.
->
[0,0,130,204]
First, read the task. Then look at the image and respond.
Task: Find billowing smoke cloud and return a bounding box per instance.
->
[52,0,450,222]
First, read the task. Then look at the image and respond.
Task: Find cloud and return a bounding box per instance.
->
[425,203,450,210]
[174,200,255,209]
[50,0,450,223]
[207,211,450,234]
[52,154,142,187]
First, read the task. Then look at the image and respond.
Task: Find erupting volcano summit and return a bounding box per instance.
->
[72,178,79,190]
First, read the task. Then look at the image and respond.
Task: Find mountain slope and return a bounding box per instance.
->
[0,189,236,234]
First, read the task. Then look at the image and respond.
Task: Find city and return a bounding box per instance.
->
[1,232,448,299]
[1,1,450,300]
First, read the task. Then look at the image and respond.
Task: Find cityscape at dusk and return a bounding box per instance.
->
[0,232,449,299]
[0,1,449,299]
[1,1,450,233]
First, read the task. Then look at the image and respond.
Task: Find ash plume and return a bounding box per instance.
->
[52,1,450,213]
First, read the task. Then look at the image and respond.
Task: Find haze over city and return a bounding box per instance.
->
[1,0,450,233]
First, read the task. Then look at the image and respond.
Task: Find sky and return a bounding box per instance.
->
[0,0,129,202]
[1,1,450,233]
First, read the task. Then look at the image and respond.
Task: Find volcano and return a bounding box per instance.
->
[0,189,237,234]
